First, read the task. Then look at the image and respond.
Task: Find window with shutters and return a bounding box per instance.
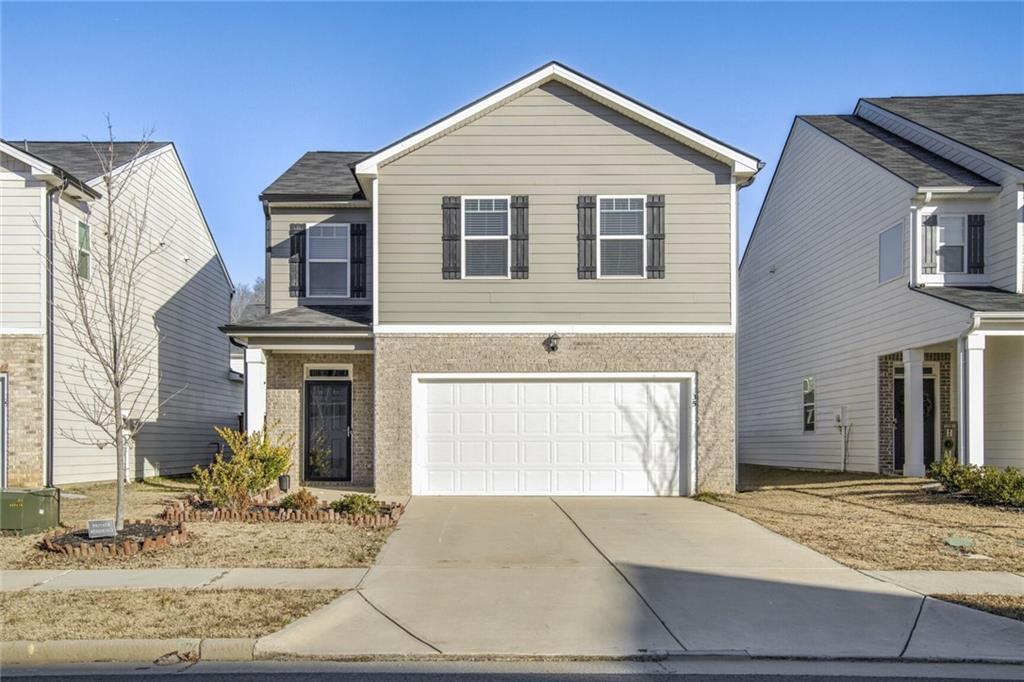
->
[77,220,91,279]
[306,224,350,297]
[597,196,645,278]
[878,222,903,283]
[462,197,510,278]
[936,215,966,274]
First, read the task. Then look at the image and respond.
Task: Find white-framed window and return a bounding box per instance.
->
[305,364,352,381]
[878,222,903,283]
[77,220,91,279]
[597,196,645,278]
[802,376,815,432]
[306,224,350,297]
[462,197,510,278]
[937,215,966,274]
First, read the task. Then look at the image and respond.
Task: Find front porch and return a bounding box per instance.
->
[880,328,1023,476]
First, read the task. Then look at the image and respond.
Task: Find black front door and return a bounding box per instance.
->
[305,381,352,481]
[894,376,936,472]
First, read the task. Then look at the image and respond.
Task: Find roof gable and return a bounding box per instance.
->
[354,62,762,189]
[7,140,173,181]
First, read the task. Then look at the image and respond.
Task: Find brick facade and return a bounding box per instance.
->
[373,334,736,495]
[0,335,45,487]
[877,351,953,474]
[265,352,374,489]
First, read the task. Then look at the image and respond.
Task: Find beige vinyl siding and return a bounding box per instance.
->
[857,102,1024,292]
[376,82,733,324]
[267,208,373,314]
[984,335,1024,470]
[51,148,241,483]
[0,154,45,333]
[738,120,972,472]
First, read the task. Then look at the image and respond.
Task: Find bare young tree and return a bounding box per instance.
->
[52,121,170,531]
[230,276,265,321]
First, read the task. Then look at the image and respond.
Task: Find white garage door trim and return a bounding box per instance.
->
[411,371,697,496]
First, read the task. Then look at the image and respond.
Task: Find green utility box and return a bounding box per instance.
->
[0,488,60,535]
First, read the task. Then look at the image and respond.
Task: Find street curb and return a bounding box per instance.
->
[0,638,255,664]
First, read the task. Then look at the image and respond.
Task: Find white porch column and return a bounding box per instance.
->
[244,348,267,434]
[964,334,986,466]
[902,349,926,477]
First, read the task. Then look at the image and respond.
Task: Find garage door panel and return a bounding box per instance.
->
[416,378,688,496]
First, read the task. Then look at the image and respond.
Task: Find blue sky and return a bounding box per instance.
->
[3,2,1022,287]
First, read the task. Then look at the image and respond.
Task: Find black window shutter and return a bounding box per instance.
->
[577,195,596,279]
[646,195,665,279]
[289,223,306,297]
[921,214,938,274]
[967,215,985,274]
[510,195,529,279]
[350,223,367,298]
[442,196,461,280]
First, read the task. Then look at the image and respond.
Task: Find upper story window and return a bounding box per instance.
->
[462,197,510,278]
[597,196,645,278]
[878,222,903,283]
[307,224,349,297]
[937,215,966,274]
[77,221,91,279]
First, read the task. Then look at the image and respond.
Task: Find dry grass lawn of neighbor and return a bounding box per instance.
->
[703,465,1023,572]
[0,589,342,640]
[935,594,1024,623]
[0,478,391,569]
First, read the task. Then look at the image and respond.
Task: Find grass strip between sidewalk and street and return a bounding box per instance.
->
[0,588,342,640]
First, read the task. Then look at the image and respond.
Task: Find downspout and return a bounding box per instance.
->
[44,182,64,488]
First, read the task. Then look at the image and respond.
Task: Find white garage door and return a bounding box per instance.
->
[413,376,691,496]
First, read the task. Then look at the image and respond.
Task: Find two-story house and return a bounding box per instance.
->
[224,62,762,496]
[0,139,242,487]
[739,95,1024,477]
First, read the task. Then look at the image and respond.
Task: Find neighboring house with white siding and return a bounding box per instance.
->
[0,139,242,487]
[738,95,1024,477]
[224,62,763,496]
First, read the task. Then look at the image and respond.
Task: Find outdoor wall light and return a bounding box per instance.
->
[544,333,561,353]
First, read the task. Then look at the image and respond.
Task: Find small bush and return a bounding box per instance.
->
[192,426,293,511]
[278,488,321,512]
[331,494,381,516]
[928,457,1024,507]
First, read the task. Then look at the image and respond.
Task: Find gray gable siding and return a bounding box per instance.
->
[376,82,735,325]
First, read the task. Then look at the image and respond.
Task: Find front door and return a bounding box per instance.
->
[304,381,352,482]
[894,376,936,472]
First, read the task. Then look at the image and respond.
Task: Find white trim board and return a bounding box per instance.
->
[410,370,698,497]
[373,324,735,335]
[355,62,761,190]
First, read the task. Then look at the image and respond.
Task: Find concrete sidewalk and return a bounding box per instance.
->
[863,570,1024,595]
[0,568,367,592]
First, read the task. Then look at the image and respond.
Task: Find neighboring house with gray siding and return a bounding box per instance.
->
[0,139,242,487]
[738,95,1024,477]
[225,62,763,496]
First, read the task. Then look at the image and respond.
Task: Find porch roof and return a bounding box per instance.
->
[221,305,371,335]
[915,286,1024,313]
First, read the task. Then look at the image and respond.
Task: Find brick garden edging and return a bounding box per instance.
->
[162,499,404,529]
[41,522,189,557]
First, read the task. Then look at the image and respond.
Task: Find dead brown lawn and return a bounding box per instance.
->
[0,589,341,640]
[0,478,390,569]
[704,465,1023,571]
[934,594,1024,622]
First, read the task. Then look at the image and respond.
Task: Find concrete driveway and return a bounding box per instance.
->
[258,497,1024,660]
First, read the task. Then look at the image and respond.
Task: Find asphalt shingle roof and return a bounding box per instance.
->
[916,286,1024,313]
[222,305,371,333]
[862,95,1024,171]
[799,115,997,189]
[260,152,371,201]
[8,140,172,181]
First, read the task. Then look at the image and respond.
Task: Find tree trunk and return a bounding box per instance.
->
[114,407,125,531]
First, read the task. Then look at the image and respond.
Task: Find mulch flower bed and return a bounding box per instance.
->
[162,496,404,528]
[41,521,188,557]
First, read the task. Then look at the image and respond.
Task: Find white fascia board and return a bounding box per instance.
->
[0,141,93,199]
[354,63,761,182]
[373,323,734,335]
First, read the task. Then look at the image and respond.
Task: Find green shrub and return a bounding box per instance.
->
[928,457,1024,507]
[192,426,293,511]
[278,488,321,512]
[330,494,381,516]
